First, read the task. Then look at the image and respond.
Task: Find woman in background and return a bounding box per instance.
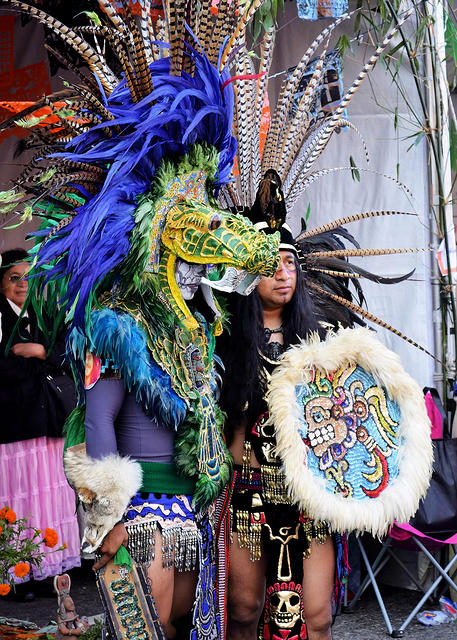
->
[0,248,80,599]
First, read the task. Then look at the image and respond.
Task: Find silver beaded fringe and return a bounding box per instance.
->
[126,520,198,571]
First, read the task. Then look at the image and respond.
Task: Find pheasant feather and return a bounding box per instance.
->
[297,211,416,241]
[1,0,117,92]
[307,280,440,363]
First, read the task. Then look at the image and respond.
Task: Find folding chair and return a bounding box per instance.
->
[343,526,457,637]
[343,388,457,636]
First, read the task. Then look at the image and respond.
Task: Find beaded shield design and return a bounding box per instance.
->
[268,327,433,536]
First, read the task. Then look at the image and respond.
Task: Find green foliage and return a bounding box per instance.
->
[349,156,360,182]
[336,34,353,59]
[80,618,103,640]
[445,12,457,90]
[0,508,64,592]
[250,0,284,42]
[450,119,457,173]
[64,406,86,450]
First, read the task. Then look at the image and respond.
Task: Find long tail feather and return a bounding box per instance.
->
[286,166,414,210]
[262,12,350,169]
[276,43,329,179]
[220,0,268,69]
[307,280,441,363]
[306,247,426,259]
[2,0,117,92]
[253,27,275,190]
[297,211,416,241]
[296,10,413,178]
[307,266,415,284]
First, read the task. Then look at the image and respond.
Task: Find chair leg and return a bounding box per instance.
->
[357,537,394,635]
[396,543,457,633]
[412,537,457,594]
[385,547,425,592]
[344,537,392,611]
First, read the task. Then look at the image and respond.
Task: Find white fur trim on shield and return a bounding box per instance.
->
[267,326,433,536]
[64,448,142,552]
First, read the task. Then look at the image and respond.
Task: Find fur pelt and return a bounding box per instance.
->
[64,448,142,552]
[267,327,433,536]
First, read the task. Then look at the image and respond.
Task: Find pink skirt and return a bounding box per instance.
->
[0,437,81,581]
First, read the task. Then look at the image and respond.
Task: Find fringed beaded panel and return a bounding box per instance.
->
[125,493,199,571]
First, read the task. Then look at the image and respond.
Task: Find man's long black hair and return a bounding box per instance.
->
[218,256,320,440]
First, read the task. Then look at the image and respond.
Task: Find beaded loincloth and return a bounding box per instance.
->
[124,492,198,571]
[231,465,329,563]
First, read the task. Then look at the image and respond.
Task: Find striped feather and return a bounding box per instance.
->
[97,0,129,35]
[219,0,268,69]
[296,10,413,179]
[286,165,414,211]
[276,45,329,179]
[297,211,416,240]
[233,46,256,204]
[307,280,440,363]
[262,13,350,172]
[197,0,215,53]
[208,0,229,66]
[168,0,188,75]
[307,266,415,284]
[140,0,153,64]
[253,27,275,190]
[288,118,369,183]
[2,0,117,92]
[155,16,168,49]
[124,9,154,97]
[305,247,425,259]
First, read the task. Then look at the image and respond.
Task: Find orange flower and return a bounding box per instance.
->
[5,509,16,524]
[0,525,2,535]
[44,528,58,548]
[62,542,68,549]
[0,583,11,596]
[14,563,30,578]
[210,6,218,14]
[0,507,8,519]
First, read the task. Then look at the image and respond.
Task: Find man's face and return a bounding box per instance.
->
[175,259,207,300]
[256,250,297,310]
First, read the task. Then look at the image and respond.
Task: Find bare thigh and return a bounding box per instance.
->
[146,530,174,630]
[302,537,335,640]
[170,568,198,621]
[227,532,268,640]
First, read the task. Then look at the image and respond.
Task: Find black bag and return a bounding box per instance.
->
[409,388,457,538]
[45,372,77,437]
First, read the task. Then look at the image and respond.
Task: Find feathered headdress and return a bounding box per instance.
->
[0,0,274,331]
[218,6,435,359]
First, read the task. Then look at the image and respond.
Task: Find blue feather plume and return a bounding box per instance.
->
[33,48,237,329]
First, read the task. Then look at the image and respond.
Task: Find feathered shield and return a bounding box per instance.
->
[267,327,433,536]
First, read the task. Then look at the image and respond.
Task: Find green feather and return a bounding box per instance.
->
[63,406,86,450]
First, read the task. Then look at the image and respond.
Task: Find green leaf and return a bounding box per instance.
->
[450,119,457,172]
[349,155,360,182]
[337,34,352,59]
[75,10,102,26]
[305,202,311,223]
[405,129,425,152]
[445,14,457,66]
[263,10,274,31]
[252,14,262,41]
